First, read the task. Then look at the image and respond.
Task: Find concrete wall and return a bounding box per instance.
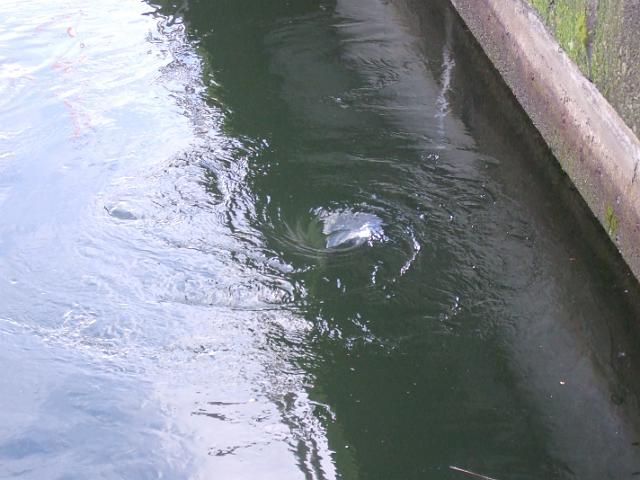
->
[446,0,640,282]
[526,0,640,137]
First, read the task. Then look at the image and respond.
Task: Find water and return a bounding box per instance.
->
[2,0,640,478]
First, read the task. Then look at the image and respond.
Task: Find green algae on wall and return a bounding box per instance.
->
[605,204,620,237]
[590,1,625,106]
[525,0,640,137]
[526,0,592,74]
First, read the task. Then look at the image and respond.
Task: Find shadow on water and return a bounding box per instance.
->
[147,0,640,478]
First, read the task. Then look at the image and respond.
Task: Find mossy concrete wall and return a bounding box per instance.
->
[447,0,640,281]
[526,0,640,136]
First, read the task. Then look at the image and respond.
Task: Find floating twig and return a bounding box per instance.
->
[449,465,500,480]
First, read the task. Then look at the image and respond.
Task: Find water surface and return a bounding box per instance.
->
[2,0,640,478]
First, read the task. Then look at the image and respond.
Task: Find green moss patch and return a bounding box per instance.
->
[605,204,620,237]
[526,0,592,75]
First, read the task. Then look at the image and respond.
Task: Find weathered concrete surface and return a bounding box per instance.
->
[526,0,640,137]
[447,0,640,281]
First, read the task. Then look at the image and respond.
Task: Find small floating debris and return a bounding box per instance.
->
[319,209,384,249]
[449,466,500,480]
[105,202,138,220]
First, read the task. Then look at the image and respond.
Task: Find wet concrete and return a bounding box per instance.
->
[447,0,640,283]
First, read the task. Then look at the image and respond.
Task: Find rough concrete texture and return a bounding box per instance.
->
[447,0,640,279]
[525,0,640,137]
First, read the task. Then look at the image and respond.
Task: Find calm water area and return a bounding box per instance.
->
[2,0,640,478]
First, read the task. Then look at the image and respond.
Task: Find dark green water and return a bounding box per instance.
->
[2,0,640,478]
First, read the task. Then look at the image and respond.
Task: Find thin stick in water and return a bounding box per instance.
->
[449,465,501,480]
